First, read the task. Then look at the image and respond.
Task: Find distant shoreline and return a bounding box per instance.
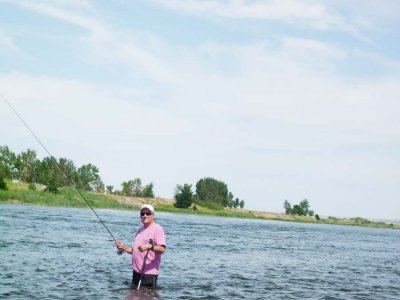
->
[1,182,398,230]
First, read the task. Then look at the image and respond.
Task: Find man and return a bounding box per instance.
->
[116,204,166,288]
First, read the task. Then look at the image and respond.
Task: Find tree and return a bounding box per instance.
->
[44,178,59,193]
[37,157,65,190]
[284,199,315,216]
[0,177,8,190]
[297,199,312,216]
[0,145,17,179]
[15,149,39,183]
[57,158,77,186]
[132,178,143,197]
[121,180,134,196]
[175,184,193,208]
[291,204,302,215]
[142,183,154,198]
[195,177,228,205]
[227,192,234,208]
[239,200,245,209]
[106,185,114,194]
[283,200,292,214]
[91,178,105,193]
[234,198,239,208]
[120,178,150,197]
[76,163,101,191]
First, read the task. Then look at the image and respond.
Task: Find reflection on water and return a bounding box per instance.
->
[1,203,399,299]
[124,288,161,300]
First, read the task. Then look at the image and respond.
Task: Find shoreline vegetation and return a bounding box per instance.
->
[1,181,398,230]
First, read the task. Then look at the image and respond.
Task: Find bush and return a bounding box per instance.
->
[0,177,8,190]
[194,200,224,210]
[350,217,371,224]
[28,183,37,191]
[44,179,58,194]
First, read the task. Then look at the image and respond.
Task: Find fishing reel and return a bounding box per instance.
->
[117,248,124,255]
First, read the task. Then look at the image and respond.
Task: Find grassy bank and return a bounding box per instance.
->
[1,181,398,230]
[0,181,144,210]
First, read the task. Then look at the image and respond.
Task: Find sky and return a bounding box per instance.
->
[1,0,399,220]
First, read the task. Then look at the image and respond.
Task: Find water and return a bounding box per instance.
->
[1,204,399,299]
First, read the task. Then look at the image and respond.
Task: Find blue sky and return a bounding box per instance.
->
[1,0,399,219]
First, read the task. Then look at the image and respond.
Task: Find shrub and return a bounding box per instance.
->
[174,184,193,208]
[0,177,8,190]
[194,200,224,210]
[44,179,58,194]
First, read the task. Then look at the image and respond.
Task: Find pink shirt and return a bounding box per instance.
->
[132,222,166,275]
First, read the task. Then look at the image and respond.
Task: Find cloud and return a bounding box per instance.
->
[150,0,356,32]
[13,0,98,30]
[281,37,346,60]
[0,28,19,52]
[8,0,176,84]
[1,0,399,218]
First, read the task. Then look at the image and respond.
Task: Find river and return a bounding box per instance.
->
[0,203,399,299]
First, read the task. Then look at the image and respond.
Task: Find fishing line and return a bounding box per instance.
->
[1,94,122,254]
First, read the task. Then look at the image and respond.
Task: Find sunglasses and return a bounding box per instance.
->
[140,212,153,217]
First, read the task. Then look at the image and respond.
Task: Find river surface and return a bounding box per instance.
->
[0,203,399,299]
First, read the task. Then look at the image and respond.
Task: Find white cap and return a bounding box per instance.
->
[140,204,154,213]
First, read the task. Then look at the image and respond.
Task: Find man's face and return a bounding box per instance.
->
[140,209,154,224]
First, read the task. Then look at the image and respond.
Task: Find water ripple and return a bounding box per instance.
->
[1,204,400,299]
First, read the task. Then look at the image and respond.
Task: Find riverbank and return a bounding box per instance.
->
[1,181,398,230]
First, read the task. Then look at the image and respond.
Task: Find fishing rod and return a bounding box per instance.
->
[137,239,153,290]
[1,94,123,255]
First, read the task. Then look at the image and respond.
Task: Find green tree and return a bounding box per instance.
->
[239,200,245,209]
[283,200,292,214]
[15,149,39,183]
[142,183,154,198]
[0,145,17,179]
[57,158,77,186]
[175,184,193,208]
[76,163,101,191]
[195,177,228,205]
[0,177,8,190]
[284,199,315,216]
[37,157,65,189]
[91,178,105,193]
[291,204,302,215]
[120,178,147,197]
[132,178,143,197]
[44,178,59,193]
[227,192,234,208]
[106,185,114,194]
[234,198,239,208]
[297,199,311,216]
[121,180,134,196]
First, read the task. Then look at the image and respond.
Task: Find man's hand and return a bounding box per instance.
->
[116,240,126,253]
[138,243,153,252]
